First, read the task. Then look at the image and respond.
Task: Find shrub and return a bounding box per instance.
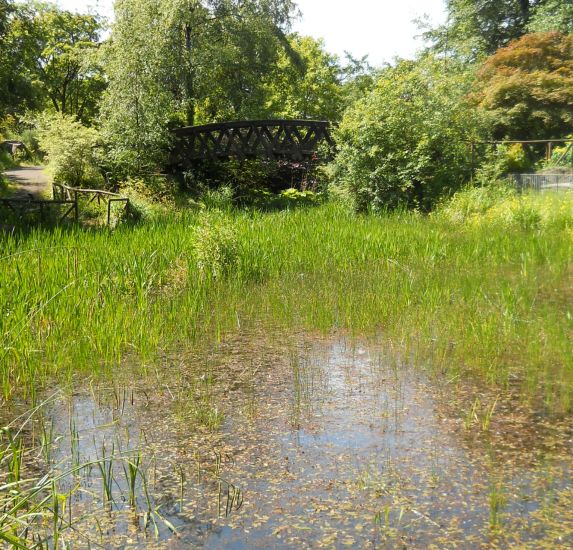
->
[119,175,179,204]
[436,183,517,223]
[183,158,327,203]
[332,57,485,212]
[192,214,239,280]
[473,143,535,186]
[37,113,102,187]
[436,184,573,230]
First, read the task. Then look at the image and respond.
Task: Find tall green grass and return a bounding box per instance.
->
[1,198,572,411]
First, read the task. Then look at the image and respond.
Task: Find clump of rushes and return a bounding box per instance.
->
[0,196,572,412]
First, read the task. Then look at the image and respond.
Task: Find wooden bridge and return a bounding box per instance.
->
[170,119,334,168]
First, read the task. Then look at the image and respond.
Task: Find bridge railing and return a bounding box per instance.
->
[171,119,334,167]
[0,197,78,224]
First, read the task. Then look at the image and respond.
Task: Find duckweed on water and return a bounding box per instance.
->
[1,196,573,546]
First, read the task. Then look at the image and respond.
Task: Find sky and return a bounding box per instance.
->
[56,0,447,66]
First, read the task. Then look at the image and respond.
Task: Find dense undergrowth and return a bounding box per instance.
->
[1,190,572,413]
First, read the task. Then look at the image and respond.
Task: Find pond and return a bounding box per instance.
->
[4,328,573,548]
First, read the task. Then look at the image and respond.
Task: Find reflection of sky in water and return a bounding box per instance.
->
[14,331,573,548]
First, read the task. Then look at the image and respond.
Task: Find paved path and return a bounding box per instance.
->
[3,166,51,199]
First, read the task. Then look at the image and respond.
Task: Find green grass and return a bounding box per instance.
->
[1,197,572,411]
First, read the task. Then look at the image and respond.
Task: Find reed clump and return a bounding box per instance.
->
[1,195,572,411]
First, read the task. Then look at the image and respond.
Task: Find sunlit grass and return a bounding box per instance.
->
[1,199,572,411]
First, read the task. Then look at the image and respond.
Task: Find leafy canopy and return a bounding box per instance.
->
[0,1,104,123]
[472,31,573,140]
[37,113,101,187]
[99,0,296,175]
[332,57,485,212]
[425,0,549,61]
[263,34,344,122]
[528,0,573,33]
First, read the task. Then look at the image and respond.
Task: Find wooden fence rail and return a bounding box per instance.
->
[53,183,130,225]
[0,197,78,223]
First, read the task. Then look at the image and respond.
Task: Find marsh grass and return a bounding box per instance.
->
[0,198,572,413]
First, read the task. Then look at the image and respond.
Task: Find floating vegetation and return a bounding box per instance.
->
[1,200,573,546]
[2,331,572,547]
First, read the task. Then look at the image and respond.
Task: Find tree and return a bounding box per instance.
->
[99,0,180,174]
[0,1,40,117]
[471,32,573,140]
[339,53,378,111]
[0,2,105,123]
[263,35,344,122]
[190,2,295,122]
[100,0,296,174]
[332,57,485,212]
[425,0,549,61]
[37,112,101,186]
[32,7,105,124]
[528,0,573,33]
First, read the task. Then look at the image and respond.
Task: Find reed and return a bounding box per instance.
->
[0,197,572,413]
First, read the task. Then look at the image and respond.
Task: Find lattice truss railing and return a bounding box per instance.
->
[171,120,334,166]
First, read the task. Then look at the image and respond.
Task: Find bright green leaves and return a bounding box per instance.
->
[332,57,484,212]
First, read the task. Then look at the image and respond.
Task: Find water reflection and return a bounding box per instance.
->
[6,330,572,548]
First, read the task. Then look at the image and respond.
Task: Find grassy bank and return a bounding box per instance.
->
[1,194,572,411]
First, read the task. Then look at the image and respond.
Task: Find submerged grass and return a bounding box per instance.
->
[0,197,572,412]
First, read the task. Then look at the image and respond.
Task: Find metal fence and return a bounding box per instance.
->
[508,173,573,192]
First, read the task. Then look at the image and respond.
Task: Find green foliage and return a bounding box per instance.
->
[474,143,535,185]
[37,113,102,187]
[193,213,239,279]
[332,57,485,212]
[547,137,573,167]
[0,2,105,123]
[437,185,573,231]
[0,148,15,172]
[243,187,321,209]
[435,182,518,222]
[99,0,180,176]
[263,34,344,122]
[190,0,296,123]
[32,6,106,124]
[0,0,40,117]
[100,0,296,175]
[472,32,573,140]
[201,186,235,211]
[424,0,547,61]
[339,53,378,110]
[499,143,533,172]
[528,0,573,33]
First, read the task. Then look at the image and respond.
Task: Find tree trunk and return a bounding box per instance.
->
[518,0,531,23]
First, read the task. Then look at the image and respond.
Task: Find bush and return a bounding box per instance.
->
[192,214,239,280]
[436,182,517,223]
[119,175,179,204]
[472,143,535,187]
[19,127,41,161]
[331,57,486,212]
[0,148,15,171]
[37,113,102,187]
[183,158,327,204]
[436,183,573,230]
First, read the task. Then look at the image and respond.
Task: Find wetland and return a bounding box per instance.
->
[2,202,573,547]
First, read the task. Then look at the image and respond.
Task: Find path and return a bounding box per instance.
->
[3,166,51,199]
